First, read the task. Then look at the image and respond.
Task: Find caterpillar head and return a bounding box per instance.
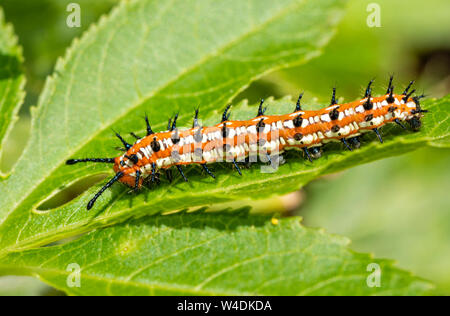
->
[113,154,143,188]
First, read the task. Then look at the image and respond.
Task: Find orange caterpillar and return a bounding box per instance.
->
[67,77,427,209]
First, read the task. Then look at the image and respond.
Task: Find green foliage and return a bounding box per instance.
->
[0,7,25,175]
[0,0,117,108]
[277,0,450,102]
[302,147,450,294]
[0,212,433,295]
[0,0,448,296]
[0,0,347,254]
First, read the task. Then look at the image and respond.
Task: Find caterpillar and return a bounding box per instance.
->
[67,77,427,210]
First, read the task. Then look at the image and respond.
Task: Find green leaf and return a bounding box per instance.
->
[301,147,450,294]
[0,0,348,255]
[0,6,25,176]
[277,0,450,102]
[0,212,433,295]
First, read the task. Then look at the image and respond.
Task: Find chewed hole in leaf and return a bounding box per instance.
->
[0,116,30,175]
[36,173,108,211]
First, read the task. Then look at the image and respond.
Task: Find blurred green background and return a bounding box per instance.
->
[0,0,449,295]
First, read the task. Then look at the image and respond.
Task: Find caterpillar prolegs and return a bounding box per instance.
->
[67,77,427,209]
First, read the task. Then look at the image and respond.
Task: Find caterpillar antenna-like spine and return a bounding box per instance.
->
[87,171,124,210]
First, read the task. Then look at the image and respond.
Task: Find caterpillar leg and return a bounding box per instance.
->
[302,147,313,162]
[372,128,383,143]
[265,153,279,170]
[394,119,406,129]
[340,138,353,151]
[232,159,242,175]
[151,163,157,183]
[309,147,322,159]
[165,169,173,183]
[407,117,422,131]
[347,136,361,149]
[134,171,141,192]
[201,164,215,179]
[176,165,188,182]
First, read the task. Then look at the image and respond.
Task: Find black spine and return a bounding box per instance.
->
[386,75,394,94]
[402,80,415,96]
[130,132,140,140]
[364,79,374,98]
[87,172,124,210]
[386,85,395,103]
[222,105,231,122]
[403,89,416,102]
[171,113,178,131]
[257,99,266,116]
[193,108,199,128]
[151,163,156,183]
[330,87,337,105]
[145,115,153,136]
[115,133,132,150]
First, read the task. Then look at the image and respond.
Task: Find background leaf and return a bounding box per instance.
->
[275,0,450,103]
[300,146,450,294]
[0,212,433,295]
[0,0,348,254]
[0,0,117,109]
[0,7,25,176]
